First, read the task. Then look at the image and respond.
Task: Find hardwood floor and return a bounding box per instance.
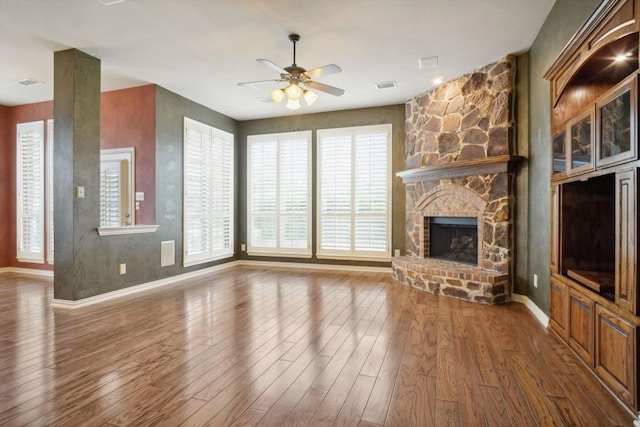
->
[0,267,634,426]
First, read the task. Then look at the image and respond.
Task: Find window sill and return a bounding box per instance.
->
[97,225,159,236]
[247,251,313,259]
[316,254,391,262]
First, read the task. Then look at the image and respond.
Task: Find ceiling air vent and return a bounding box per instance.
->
[418,56,439,69]
[15,78,42,87]
[98,0,125,5]
[258,97,274,103]
[375,81,397,90]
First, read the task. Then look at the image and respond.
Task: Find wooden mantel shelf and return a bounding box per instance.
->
[396,155,524,183]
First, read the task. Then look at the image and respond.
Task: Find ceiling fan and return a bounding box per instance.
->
[238,33,345,109]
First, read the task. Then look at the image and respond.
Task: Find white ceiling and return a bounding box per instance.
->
[0,0,555,121]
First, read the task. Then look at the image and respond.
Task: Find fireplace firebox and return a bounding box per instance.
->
[429,217,478,266]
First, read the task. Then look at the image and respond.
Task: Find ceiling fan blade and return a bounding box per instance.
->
[237,79,279,91]
[305,80,345,96]
[303,64,342,79]
[257,59,289,75]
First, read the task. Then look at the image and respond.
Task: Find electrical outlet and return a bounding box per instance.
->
[533,273,538,288]
[119,263,126,275]
[241,243,246,251]
[394,249,400,257]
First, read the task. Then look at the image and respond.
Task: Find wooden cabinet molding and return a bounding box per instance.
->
[616,168,638,314]
[545,0,639,106]
[550,185,561,274]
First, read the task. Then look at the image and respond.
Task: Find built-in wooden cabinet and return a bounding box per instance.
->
[595,304,637,407]
[545,0,640,415]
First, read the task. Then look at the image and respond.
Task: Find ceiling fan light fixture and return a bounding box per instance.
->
[286,98,301,110]
[304,89,319,106]
[270,88,285,104]
[285,82,303,100]
[240,34,344,110]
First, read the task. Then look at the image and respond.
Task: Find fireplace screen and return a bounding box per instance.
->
[429,217,478,265]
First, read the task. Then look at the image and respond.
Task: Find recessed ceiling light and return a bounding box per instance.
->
[98,0,124,5]
[432,77,444,85]
[15,78,43,87]
[375,81,397,90]
[615,52,633,62]
[418,56,439,69]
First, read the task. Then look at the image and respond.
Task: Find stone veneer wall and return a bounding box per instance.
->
[395,56,516,304]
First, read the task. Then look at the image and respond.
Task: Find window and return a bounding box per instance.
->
[183,118,234,266]
[100,148,134,228]
[46,119,54,264]
[16,121,45,263]
[247,131,311,256]
[317,124,391,260]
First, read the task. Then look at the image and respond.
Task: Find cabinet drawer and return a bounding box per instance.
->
[595,305,637,408]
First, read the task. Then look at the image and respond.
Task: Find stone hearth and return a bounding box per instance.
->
[392,256,509,304]
[393,56,518,304]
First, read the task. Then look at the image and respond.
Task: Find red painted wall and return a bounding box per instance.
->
[0,105,12,267]
[101,85,156,224]
[2,85,156,270]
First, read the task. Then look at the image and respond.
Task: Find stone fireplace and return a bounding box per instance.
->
[392,56,521,304]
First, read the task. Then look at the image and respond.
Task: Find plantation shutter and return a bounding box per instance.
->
[210,133,233,252]
[100,160,124,228]
[279,136,309,250]
[247,131,311,255]
[319,133,352,251]
[317,124,391,259]
[183,118,234,266]
[249,138,278,249]
[16,121,45,263]
[354,130,388,251]
[46,119,54,264]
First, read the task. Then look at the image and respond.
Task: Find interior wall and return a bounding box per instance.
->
[0,105,11,267]
[237,104,406,266]
[101,84,156,224]
[525,0,602,312]
[1,87,158,272]
[154,85,239,278]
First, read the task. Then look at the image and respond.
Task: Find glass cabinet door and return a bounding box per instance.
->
[552,130,566,175]
[569,110,593,174]
[597,77,636,167]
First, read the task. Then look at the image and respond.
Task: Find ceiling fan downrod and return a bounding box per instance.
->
[289,33,300,66]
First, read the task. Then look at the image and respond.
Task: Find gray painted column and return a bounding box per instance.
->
[53,49,101,301]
